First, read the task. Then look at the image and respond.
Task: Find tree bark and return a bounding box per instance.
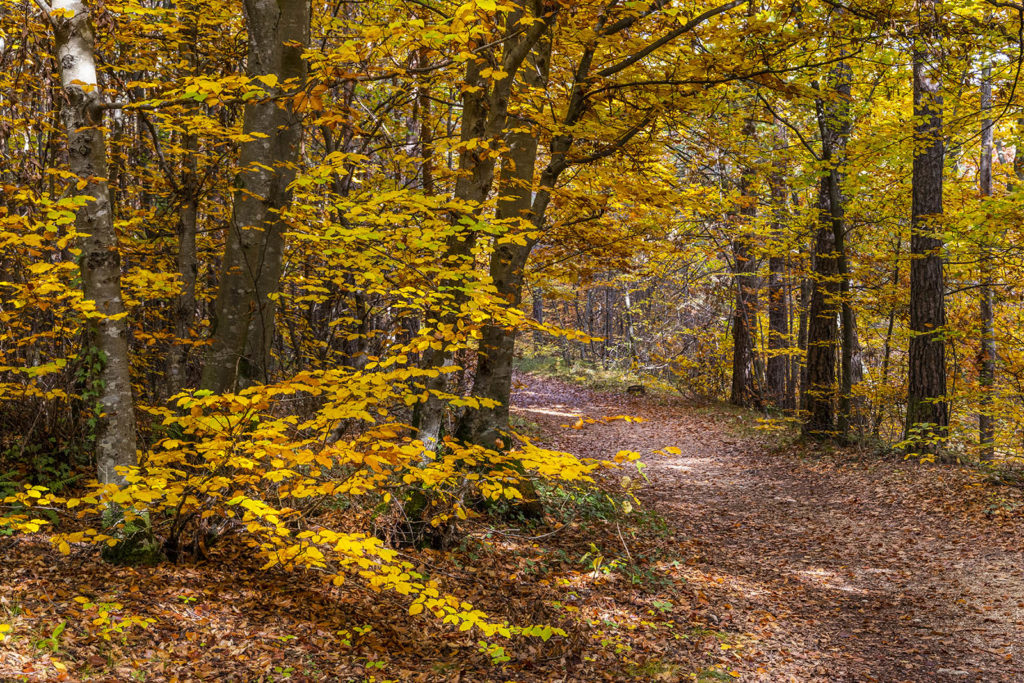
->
[730,119,760,407]
[766,124,790,410]
[413,2,554,452]
[797,249,811,413]
[802,180,840,438]
[47,0,138,484]
[201,0,310,393]
[978,64,996,460]
[168,133,198,394]
[603,285,614,368]
[167,3,200,394]
[819,58,862,439]
[455,32,549,447]
[906,5,948,448]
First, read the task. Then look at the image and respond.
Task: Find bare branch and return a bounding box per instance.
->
[598,0,745,78]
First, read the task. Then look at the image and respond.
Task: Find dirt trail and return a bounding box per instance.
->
[512,376,1024,682]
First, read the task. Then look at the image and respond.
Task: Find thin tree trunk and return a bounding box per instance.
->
[586,289,597,360]
[797,248,811,413]
[46,0,137,484]
[873,238,902,437]
[785,256,798,410]
[731,119,760,407]
[624,288,637,371]
[906,5,948,449]
[766,127,790,409]
[201,0,310,392]
[603,285,613,369]
[531,289,544,344]
[168,133,198,394]
[810,52,863,440]
[978,64,996,460]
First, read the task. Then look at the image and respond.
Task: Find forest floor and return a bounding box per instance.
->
[512,374,1024,682]
[2,373,1023,682]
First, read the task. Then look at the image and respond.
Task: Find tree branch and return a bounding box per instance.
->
[31,0,55,28]
[597,0,745,78]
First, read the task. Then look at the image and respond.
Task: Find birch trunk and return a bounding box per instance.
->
[47,0,137,484]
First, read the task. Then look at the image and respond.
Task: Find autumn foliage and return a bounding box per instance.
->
[2,0,1024,678]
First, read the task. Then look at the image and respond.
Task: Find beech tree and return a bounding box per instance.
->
[202,0,310,392]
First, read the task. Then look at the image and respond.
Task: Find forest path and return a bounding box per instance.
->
[511,374,1024,683]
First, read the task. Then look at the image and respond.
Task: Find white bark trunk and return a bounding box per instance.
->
[47,0,138,484]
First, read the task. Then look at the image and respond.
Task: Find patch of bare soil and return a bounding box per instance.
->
[513,374,1024,682]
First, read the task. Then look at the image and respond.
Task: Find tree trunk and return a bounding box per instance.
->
[978,64,996,460]
[455,32,548,446]
[201,0,310,393]
[905,10,948,449]
[730,196,760,405]
[531,289,544,344]
[797,251,811,413]
[47,0,138,484]
[168,134,198,394]
[730,115,760,407]
[873,238,902,436]
[785,256,798,409]
[818,57,862,439]
[603,285,614,369]
[766,125,790,410]
[803,179,840,438]
[413,3,552,451]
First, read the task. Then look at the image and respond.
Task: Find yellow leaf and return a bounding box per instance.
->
[258,73,282,87]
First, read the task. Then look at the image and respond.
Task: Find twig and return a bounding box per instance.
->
[615,520,634,565]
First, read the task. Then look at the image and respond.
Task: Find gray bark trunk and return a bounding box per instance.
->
[730,146,760,405]
[819,58,862,439]
[456,98,545,446]
[201,0,310,393]
[167,6,199,393]
[766,125,790,410]
[168,134,198,394]
[47,0,138,484]
[797,252,811,413]
[413,2,552,451]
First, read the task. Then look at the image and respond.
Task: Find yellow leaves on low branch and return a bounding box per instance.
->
[2,358,655,641]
